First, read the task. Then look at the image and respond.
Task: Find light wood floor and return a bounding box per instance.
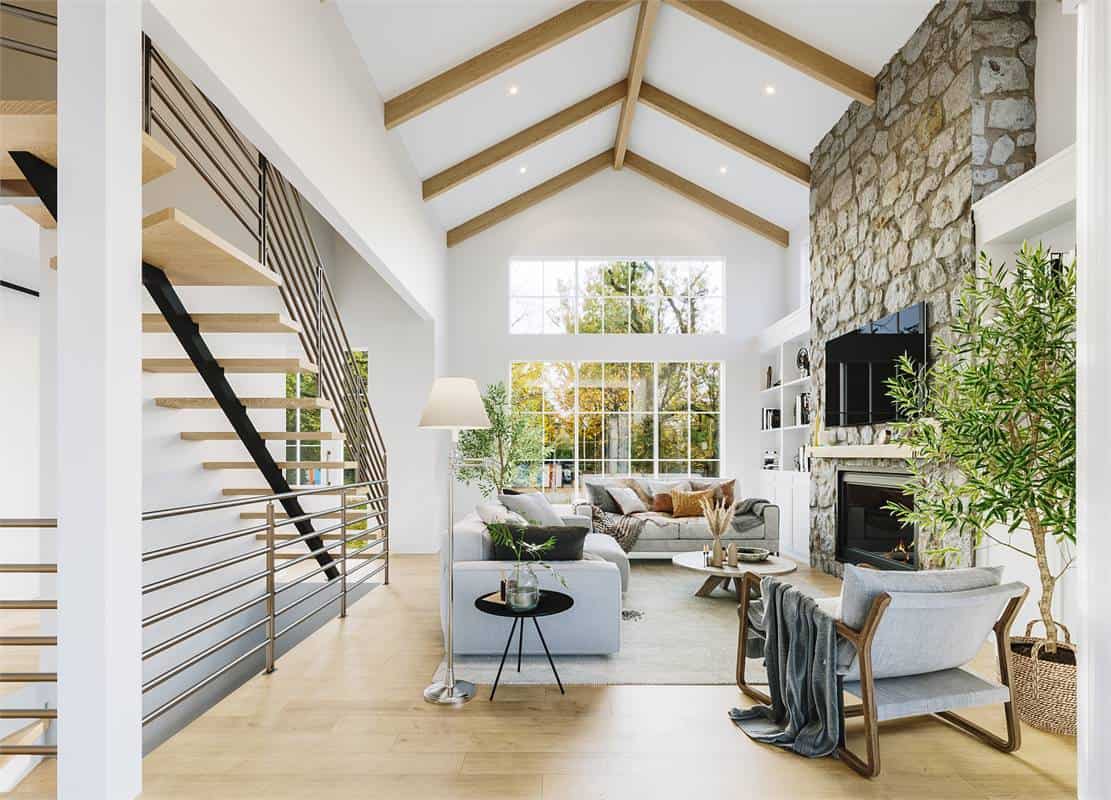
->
[13,555,1076,799]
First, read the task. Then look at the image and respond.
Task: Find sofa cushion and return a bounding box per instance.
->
[840,563,1004,630]
[475,502,527,526]
[583,533,630,592]
[493,525,588,561]
[608,486,647,515]
[451,515,495,561]
[671,487,714,517]
[637,515,680,540]
[498,492,564,526]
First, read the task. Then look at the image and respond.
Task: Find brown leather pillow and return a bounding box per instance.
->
[670,487,714,517]
[652,492,674,513]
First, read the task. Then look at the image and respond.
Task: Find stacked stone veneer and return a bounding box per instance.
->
[807,0,1036,576]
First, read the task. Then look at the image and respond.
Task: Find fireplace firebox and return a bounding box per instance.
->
[836,470,917,571]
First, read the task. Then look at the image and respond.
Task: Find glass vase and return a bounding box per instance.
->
[506,563,540,612]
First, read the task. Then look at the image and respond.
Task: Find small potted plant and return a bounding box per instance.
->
[885,245,1076,734]
[487,522,567,612]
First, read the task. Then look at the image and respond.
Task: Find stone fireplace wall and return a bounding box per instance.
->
[807,0,1036,575]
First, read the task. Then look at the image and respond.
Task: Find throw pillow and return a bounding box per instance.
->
[584,481,622,514]
[691,478,736,506]
[498,492,565,526]
[652,492,675,513]
[607,486,647,515]
[493,525,588,561]
[670,487,714,517]
[475,503,527,526]
[624,478,654,506]
[839,563,1005,630]
[645,478,691,497]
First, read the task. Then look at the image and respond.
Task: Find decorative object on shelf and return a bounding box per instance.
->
[762,449,779,470]
[765,365,774,389]
[796,346,810,377]
[762,408,781,430]
[487,522,568,613]
[885,245,1076,734]
[727,542,739,567]
[701,496,736,568]
[737,546,771,563]
[456,381,548,497]
[418,376,493,706]
[792,393,812,427]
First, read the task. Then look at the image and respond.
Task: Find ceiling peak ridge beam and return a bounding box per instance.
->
[423,80,627,201]
[614,0,661,169]
[384,1,639,129]
[446,149,614,247]
[638,82,810,186]
[665,0,876,106]
[624,151,789,247]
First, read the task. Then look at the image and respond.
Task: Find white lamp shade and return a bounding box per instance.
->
[418,377,491,430]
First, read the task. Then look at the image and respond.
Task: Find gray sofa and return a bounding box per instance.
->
[441,512,629,655]
[574,476,779,557]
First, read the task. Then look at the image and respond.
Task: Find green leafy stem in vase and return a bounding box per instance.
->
[487,521,568,589]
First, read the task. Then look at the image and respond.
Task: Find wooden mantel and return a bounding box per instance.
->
[809,445,913,459]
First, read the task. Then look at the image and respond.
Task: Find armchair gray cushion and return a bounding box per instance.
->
[840,563,1003,629]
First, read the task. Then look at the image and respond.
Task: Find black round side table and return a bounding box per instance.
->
[474,589,573,700]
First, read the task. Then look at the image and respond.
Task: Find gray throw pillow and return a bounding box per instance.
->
[493,525,588,561]
[607,486,647,515]
[584,481,622,514]
[497,492,564,526]
[840,563,1004,630]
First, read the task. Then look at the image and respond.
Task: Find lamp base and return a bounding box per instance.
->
[423,679,476,705]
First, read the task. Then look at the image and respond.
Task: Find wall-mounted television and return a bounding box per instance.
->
[824,302,927,428]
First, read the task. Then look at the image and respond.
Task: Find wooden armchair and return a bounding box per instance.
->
[736,570,1029,778]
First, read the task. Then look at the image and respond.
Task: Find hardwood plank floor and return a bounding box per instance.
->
[12,555,1076,798]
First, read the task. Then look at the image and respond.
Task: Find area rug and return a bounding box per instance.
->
[433,561,768,687]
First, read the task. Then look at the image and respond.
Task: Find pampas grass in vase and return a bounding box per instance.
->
[700,496,736,568]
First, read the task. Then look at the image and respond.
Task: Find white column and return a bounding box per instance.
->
[1074,1,1111,797]
[56,1,143,797]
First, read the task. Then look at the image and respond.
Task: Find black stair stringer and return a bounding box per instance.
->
[9,151,57,221]
[143,264,339,581]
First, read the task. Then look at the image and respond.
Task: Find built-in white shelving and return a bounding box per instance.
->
[757,308,813,475]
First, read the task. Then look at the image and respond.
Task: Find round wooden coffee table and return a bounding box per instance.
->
[671,549,796,600]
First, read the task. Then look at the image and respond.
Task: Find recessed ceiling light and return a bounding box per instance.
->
[519,165,528,174]
[507,85,519,96]
[764,84,776,96]
[719,165,728,175]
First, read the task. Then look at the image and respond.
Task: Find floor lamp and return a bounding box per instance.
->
[419,377,491,705]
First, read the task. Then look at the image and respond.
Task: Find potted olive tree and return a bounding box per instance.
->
[886,244,1076,734]
[456,381,547,496]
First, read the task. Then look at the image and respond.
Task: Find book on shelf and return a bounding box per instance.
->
[762,408,781,430]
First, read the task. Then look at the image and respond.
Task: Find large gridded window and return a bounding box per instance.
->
[510,361,722,498]
[509,259,724,335]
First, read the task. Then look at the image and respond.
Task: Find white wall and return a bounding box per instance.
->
[783,224,810,315]
[143,0,449,326]
[328,235,443,553]
[1036,0,1078,161]
[446,168,790,512]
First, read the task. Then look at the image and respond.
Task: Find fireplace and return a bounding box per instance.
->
[836,470,917,570]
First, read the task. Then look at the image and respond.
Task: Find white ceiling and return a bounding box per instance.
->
[336,0,934,237]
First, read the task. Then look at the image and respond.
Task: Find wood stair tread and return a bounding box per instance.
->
[50,209,282,287]
[222,487,368,497]
[143,313,303,334]
[15,203,55,229]
[155,397,334,410]
[1,100,176,184]
[143,357,317,374]
[182,431,345,441]
[203,461,357,470]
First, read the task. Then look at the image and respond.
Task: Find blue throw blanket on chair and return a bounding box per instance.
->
[729,577,841,758]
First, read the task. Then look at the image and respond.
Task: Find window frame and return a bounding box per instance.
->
[507,257,726,336]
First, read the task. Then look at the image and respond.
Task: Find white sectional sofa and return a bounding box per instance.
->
[440,513,627,655]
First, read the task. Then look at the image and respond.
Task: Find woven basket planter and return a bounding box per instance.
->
[1010,620,1077,736]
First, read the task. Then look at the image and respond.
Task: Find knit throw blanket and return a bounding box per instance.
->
[590,506,644,553]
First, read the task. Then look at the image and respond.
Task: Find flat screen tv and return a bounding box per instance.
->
[825,302,927,428]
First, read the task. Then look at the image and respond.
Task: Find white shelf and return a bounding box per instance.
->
[781,424,811,432]
[973,144,1075,245]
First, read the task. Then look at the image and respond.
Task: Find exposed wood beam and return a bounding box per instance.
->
[614,0,661,169]
[423,80,626,200]
[624,151,789,246]
[665,0,876,105]
[384,1,639,128]
[446,150,613,247]
[638,82,809,185]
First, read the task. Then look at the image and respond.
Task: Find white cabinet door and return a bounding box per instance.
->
[792,472,811,562]
[775,473,793,556]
